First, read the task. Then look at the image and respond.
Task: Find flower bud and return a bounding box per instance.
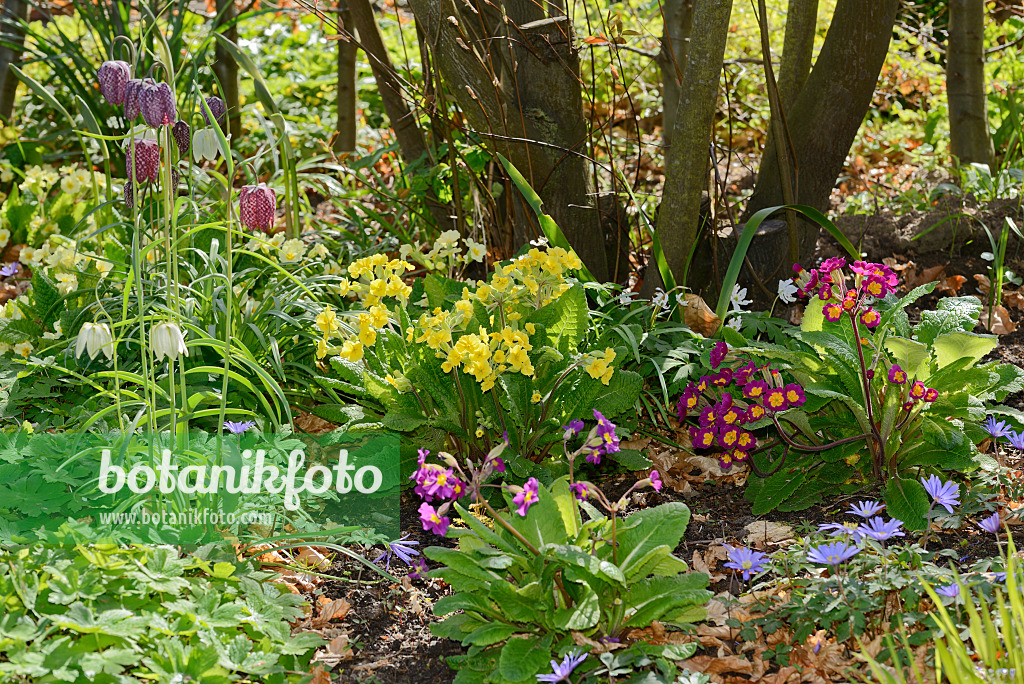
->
[97,60,130,106]
[202,95,227,130]
[126,139,160,184]
[139,81,176,128]
[239,183,276,233]
[151,321,188,361]
[123,180,134,208]
[172,120,190,157]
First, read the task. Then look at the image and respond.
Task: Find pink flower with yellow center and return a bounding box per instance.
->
[859,308,881,328]
[765,388,788,411]
[824,303,843,322]
[909,381,926,399]
[718,425,740,449]
[691,426,716,449]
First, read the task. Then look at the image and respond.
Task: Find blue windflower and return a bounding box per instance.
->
[921,475,960,513]
[818,522,866,545]
[983,416,1013,439]
[847,500,885,518]
[723,545,769,581]
[537,649,587,683]
[807,541,860,566]
[935,584,960,598]
[858,516,905,542]
[1010,431,1024,451]
[374,534,420,571]
[223,420,256,434]
[978,512,1002,534]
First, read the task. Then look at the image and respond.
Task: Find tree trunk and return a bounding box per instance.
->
[740,0,899,285]
[776,0,818,109]
[408,0,611,282]
[214,0,242,141]
[348,0,454,230]
[947,0,995,166]
[0,0,27,124]
[654,0,734,292]
[657,0,694,149]
[334,1,358,153]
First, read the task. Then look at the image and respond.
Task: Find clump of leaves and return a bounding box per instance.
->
[0,541,323,683]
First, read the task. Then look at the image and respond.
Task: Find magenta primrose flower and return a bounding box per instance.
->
[710,340,728,369]
[570,482,589,500]
[561,419,584,439]
[887,364,907,385]
[418,502,449,536]
[513,477,540,517]
[649,470,663,492]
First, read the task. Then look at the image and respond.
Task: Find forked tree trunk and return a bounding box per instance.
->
[334,0,358,153]
[740,0,899,285]
[655,0,734,291]
[0,0,28,124]
[213,0,242,141]
[657,0,694,149]
[408,0,611,282]
[947,0,995,166]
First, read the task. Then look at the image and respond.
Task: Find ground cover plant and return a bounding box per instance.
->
[0,0,1022,683]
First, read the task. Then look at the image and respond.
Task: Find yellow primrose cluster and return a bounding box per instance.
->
[425,324,535,392]
[314,255,414,361]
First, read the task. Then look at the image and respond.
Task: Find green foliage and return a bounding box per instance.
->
[741,282,1023,527]
[0,542,322,683]
[427,480,710,683]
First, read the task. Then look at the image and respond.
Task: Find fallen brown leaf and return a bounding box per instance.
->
[979,304,1016,334]
[683,294,722,337]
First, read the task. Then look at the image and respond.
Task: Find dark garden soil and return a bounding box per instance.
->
[309,197,1024,683]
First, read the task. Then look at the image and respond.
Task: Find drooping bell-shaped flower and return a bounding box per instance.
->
[201,95,227,130]
[76,321,115,361]
[125,138,160,183]
[124,78,152,121]
[139,81,176,128]
[239,183,276,233]
[151,321,188,361]
[98,60,130,106]
[123,179,134,208]
[192,128,219,163]
[171,120,190,157]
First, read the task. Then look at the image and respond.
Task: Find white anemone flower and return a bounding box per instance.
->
[151,321,188,361]
[76,321,114,360]
[777,278,798,304]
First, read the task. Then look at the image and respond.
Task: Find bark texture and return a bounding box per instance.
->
[213,0,242,141]
[334,1,358,153]
[0,0,27,124]
[776,0,818,109]
[407,0,612,282]
[742,0,899,281]
[947,0,995,166]
[657,0,694,149]
[655,0,734,291]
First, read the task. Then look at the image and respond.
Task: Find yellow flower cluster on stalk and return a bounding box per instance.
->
[315,245,613,393]
[315,254,413,362]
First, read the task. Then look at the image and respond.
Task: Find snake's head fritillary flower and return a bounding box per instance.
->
[151,321,188,361]
[239,183,276,233]
[172,120,190,157]
[202,95,228,130]
[139,80,176,128]
[75,321,114,361]
[126,139,160,184]
[98,60,131,106]
[124,77,152,121]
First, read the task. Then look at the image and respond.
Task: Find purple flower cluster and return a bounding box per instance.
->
[885,364,939,409]
[794,258,898,329]
[410,445,509,537]
[677,352,806,470]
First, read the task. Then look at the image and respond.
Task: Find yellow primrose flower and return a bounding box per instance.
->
[55,273,78,295]
[315,305,340,335]
[340,339,363,362]
[13,341,32,358]
[585,347,616,385]
[308,242,330,260]
[531,391,542,404]
[316,337,329,359]
[278,238,306,264]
